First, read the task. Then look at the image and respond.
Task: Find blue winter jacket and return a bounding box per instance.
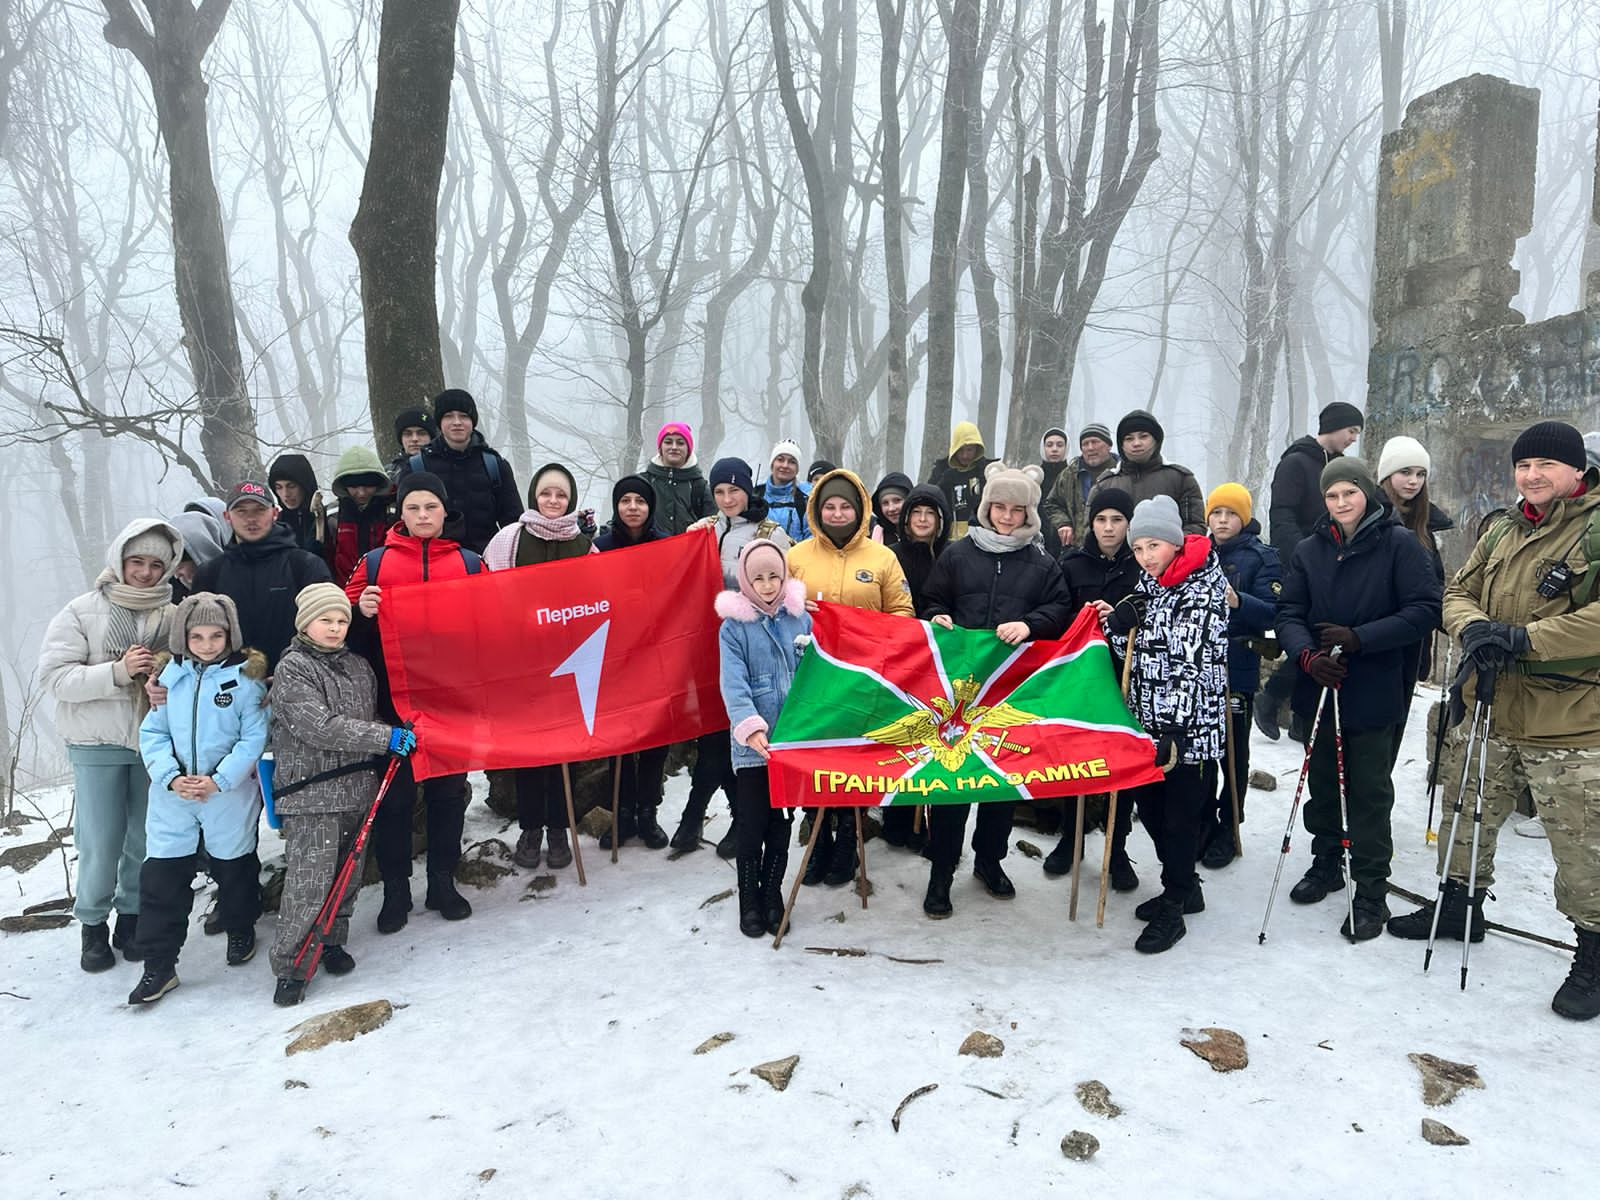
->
[1212,521,1283,695]
[716,580,813,771]
[140,650,270,797]
[761,479,811,542]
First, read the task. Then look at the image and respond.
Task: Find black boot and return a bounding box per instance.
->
[760,847,791,936]
[112,913,144,963]
[716,809,739,861]
[425,870,472,921]
[1134,897,1186,953]
[636,799,669,850]
[1385,879,1486,942]
[923,867,954,919]
[1042,831,1077,877]
[1552,928,1600,1021]
[670,796,709,853]
[599,804,635,851]
[974,857,1016,898]
[319,944,356,976]
[1290,855,1344,905]
[1341,891,1390,942]
[1110,849,1140,893]
[1253,695,1284,741]
[802,814,834,886]
[273,977,307,1007]
[376,878,412,934]
[1201,819,1236,869]
[128,960,179,1004]
[80,922,115,973]
[1136,877,1204,920]
[822,813,857,887]
[737,858,765,938]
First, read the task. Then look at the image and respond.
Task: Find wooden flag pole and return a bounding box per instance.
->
[559,762,587,886]
[1096,631,1138,927]
[773,815,826,949]
[610,754,623,864]
[855,808,869,910]
[1068,795,1087,921]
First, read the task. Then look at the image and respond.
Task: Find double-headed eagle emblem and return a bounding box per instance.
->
[865,674,1036,770]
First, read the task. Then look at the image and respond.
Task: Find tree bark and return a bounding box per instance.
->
[348,0,461,454]
[875,0,910,475]
[100,0,261,485]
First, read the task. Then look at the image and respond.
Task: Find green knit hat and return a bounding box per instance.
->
[1319,456,1381,508]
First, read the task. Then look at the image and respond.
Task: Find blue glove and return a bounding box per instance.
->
[388,727,417,757]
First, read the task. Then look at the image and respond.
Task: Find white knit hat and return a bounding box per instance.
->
[1376,435,1430,483]
[770,439,803,469]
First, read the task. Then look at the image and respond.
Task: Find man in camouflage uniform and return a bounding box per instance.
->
[1387,421,1600,1021]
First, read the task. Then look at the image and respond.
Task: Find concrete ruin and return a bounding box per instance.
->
[1366,74,1600,568]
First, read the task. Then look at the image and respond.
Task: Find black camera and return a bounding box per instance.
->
[1536,560,1575,599]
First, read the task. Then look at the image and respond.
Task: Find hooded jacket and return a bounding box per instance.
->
[140,648,269,799]
[1443,468,1600,746]
[1212,519,1283,695]
[483,463,593,568]
[1107,535,1230,763]
[1268,436,1337,553]
[1087,449,1206,536]
[870,472,914,547]
[327,445,396,583]
[761,475,811,542]
[716,578,812,771]
[1276,504,1441,734]
[786,468,915,616]
[267,637,393,816]
[396,430,521,553]
[193,523,333,671]
[926,421,996,539]
[891,483,953,616]
[644,453,714,535]
[269,453,327,558]
[39,518,184,751]
[710,491,793,588]
[594,474,671,550]
[168,509,226,602]
[1042,453,1121,542]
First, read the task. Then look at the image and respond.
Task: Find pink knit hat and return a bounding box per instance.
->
[737,538,789,616]
[656,421,694,456]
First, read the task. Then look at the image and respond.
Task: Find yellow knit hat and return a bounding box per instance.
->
[1206,482,1253,527]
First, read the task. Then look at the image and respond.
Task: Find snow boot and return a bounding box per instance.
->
[822,814,857,887]
[80,922,115,973]
[1201,820,1236,869]
[513,827,543,868]
[544,828,573,870]
[1290,855,1344,905]
[1110,849,1139,893]
[376,878,412,934]
[1042,831,1077,877]
[225,927,256,966]
[128,961,179,1005]
[1552,928,1600,1021]
[273,977,307,1007]
[425,870,472,920]
[1340,891,1390,942]
[1134,898,1186,954]
[716,810,739,860]
[802,813,835,886]
[636,799,669,850]
[112,913,144,963]
[923,867,955,919]
[598,817,631,852]
[1288,711,1311,745]
[974,857,1016,899]
[670,795,709,853]
[1253,695,1284,742]
[319,944,356,976]
[760,846,791,936]
[1385,879,1485,942]
[737,858,765,939]
[1136,877,1204,920]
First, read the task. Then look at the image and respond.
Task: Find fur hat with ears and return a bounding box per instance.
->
[170,591,245,658]
[976,462,1044,538]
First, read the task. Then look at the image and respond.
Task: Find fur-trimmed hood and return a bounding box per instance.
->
[153,647,267,681]
[714,577,806,622]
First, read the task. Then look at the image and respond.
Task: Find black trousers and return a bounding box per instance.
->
[616,745,669,813]
[373,761,468,880]
[137,851,260,968]
[1305,721,1397,896]
[516,764,571,832]
[927,801,1017,872]
[735,768,792,863]
[1129,761,1216,897]
[1209,693,1253,828]
[688,729,736,811]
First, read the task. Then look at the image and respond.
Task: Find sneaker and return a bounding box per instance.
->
[376,878,412,934]
[1201,823,1237,870]
[319,944,356,976]
[513,828,543,868]
[128,963,179,1005]
[1340,893,1390,942]
[273,977,307,1007]
[1134,900,1186,953]
[1136,880,1204,920]
[80,922,115,973]
[225,928,256,966]
[1290,857,1344,905]
[544,828,573,870]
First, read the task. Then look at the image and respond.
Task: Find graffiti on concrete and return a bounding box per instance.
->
[1390,128,1457,198]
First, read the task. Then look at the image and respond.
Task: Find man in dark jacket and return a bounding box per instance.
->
[268,453,327,558]
[193,481,334,671]
[1274,457,1440,941]
[387,408,437,482]
[1043,423,1120,545]
[1086,410,1205,534]
[920,464,1073,917]
[394,389,521,553]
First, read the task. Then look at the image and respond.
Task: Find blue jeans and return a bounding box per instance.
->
[69,745,148,925]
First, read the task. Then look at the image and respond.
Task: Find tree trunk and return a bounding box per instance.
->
[348,0,461,453]
[876,0,910,476]
[100,0,261,485]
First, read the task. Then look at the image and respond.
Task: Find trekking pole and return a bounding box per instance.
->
[1258,686,1333,945]
[1425,692,1489,973]
[291,745,409,982]
[1459,677,1495,990]
[1095,630,1138,928]
[1225,687,1243,857]
[1331,690,1357,942]
[1424,638,1454,846]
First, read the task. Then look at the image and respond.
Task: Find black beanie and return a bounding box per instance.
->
[397,471,449,507]
[1318,402,1364,434]
[611,473,656,516]
[807,459,837,481]
[1510,420,1586,470]
[433,388,479,427]
[1116,409,1164,448]
[393,408,437,449]
[709,457,755,497]
[1088,487,1135,523]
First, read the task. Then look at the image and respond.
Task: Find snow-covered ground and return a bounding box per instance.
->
[2,695,1595,1199]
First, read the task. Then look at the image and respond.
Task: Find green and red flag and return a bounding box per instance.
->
[768,603,1162,807]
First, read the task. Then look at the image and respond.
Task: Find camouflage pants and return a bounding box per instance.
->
[270,810,364,981]
[1434,735,1600,932]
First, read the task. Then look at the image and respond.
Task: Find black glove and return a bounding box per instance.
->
[1316,623,1361,654]
[1153,728,1184,773]
[1299,648,1348,689]
[1446,659,1499,727]
[1460,620,1529,671]
[1106,593,1148,636]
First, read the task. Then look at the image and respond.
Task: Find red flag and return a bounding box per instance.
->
[379,530,726,779]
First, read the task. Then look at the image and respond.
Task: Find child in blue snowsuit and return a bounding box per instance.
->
[130,592,269,1004]
[716,539,812,939]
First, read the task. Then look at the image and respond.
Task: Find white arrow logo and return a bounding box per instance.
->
[551,619,610,736]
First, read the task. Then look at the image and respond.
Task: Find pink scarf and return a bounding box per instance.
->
[520,510,579,541]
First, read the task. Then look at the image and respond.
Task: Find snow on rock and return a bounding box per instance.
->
[285,999,395,1056]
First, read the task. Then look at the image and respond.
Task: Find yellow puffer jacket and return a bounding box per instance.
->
[1442,467,1600,746]
[787,469,915,616]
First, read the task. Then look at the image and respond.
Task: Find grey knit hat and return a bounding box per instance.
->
[121,529,177,567]
[1128,495,1184,548]
[170,591,244,658]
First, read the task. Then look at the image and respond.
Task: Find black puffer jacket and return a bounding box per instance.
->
[1087,454,1205,533]
[921,535,1073,638]
[891,483,952,617]
[1059,540,1140,610]
[192,524,333,671]
[396,431,521,554]
[1268,436,1335,554]
[1275,506,1442,733]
